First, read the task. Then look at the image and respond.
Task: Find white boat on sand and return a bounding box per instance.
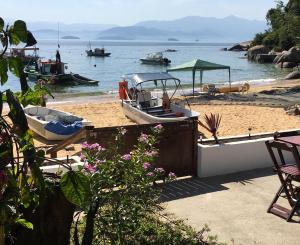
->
[120,72,199,124]
[24,106,92,141]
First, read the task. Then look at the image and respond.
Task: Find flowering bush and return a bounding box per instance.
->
[61,124,177,244]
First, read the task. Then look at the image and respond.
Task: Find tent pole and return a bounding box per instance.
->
[229,68,231,91]
[200,70,203,92]
[192,70,195,95]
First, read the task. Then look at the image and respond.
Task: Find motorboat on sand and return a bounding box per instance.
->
[119,72,199,124]
[24,106,92,141]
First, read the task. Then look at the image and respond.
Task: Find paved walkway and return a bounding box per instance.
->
[162,168,300,245]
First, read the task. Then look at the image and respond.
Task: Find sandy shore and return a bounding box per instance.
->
[29,78,300,154]
[45,102,299,139]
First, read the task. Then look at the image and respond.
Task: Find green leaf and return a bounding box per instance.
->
[0,57,8,85]
[60,171,90,207]
[8,57,24,78]
[13,20,27,43]
[0,17,4,30]
[8,27,20,45]
[25,31,37,47]
[16,218,33,230]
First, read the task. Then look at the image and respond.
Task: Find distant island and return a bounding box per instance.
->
[168,38,179,41]
[61,35,80,39]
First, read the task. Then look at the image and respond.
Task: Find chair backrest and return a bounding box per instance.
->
[265,140,300,170]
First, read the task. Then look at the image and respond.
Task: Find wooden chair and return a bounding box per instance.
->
[265,140,300,221]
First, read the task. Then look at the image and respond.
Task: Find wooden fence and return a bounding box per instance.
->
[85,119,198,177]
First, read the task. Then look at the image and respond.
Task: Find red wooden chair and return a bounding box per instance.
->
[265,140,300,221]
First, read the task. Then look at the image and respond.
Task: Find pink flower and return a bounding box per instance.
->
[154,124,163,130]
[82,142,89,149]
[145,151,158,157]
[168,172,176,179]
[79,153,86,161]
[89,143,100,149]
[143,162,151,169]
[146,172,154,177]
[83,163,97,173]
[121,154,131,161]
[154,168,164,173]
[138,133,149,143]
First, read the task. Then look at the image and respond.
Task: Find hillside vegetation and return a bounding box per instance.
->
[253,0,300,50]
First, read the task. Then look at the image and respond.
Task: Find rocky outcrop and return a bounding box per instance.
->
[247,45,270,61]
[255,54,277,63]
[227,41,252,52]
[284,71,300,80]
[228,44,246,51]
[274,47,300,64]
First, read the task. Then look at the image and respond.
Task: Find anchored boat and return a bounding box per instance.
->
[119,72,199,124]
[25,59,99,86]
[24,106,92,141]
[86,42,111,57]
[140,52,171,66]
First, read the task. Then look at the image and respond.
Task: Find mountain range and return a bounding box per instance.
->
[28,16,267,42]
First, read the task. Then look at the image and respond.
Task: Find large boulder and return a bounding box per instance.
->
[255,54,277,63]
[284,71,300,80]
[247,45,270,61]
[281,62,298,68]
[228,44,245,51]
[275,47,300,64]
[228,41,252,52]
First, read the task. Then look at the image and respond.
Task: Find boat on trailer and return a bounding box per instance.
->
[119,72,199,124]
[24,106,92,141]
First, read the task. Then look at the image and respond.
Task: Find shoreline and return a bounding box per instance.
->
[47,78,300,105]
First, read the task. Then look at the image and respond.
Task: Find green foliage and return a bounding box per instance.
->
[8,56,23,78]
[253,0,300,50]
[0,17,48,242]
[0,57,8,85]
[60,171,90,207]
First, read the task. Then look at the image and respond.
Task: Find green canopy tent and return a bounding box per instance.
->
[167,59,231,94]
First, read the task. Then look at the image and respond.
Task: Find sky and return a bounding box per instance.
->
[1,0,289,26]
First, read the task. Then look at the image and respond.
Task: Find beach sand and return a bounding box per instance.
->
[30,79,299,155]
[46,102,299,138]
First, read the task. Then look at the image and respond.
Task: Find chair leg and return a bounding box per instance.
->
[268,184,284,213]
[287,195,300,222]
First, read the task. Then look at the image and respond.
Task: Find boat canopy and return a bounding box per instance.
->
[167,59,231,94]
[123,72,180,86]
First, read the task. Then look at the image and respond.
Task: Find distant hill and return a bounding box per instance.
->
[98,15,266,42]
[27,22,116,40]
[23,16,266,42]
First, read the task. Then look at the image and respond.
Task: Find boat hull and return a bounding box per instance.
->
[121,101,199,124]
[140,59,171,66]
[24,106,92,141]
[86,50,111,57]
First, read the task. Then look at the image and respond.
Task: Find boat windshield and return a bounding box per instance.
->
[123,72,181,98]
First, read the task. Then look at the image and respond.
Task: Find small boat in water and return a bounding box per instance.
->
[140,52,171,66]
[86,42,111,57]
[165,49,177,52]
[24,106,92,141]
[25,57,99,86]
[119,72,199,124]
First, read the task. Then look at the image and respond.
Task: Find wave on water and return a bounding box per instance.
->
[231,78,276,86]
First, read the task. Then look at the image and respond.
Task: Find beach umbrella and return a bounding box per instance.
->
[167,59,231,94]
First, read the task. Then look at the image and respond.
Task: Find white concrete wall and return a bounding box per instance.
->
[198,137,296,178]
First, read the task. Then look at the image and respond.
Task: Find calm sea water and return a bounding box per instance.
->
[3,40,291,94]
